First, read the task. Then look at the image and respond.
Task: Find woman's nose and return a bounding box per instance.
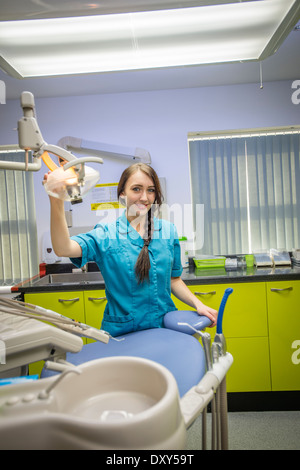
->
[140,190,148,201]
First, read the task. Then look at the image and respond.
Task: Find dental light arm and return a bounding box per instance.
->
[18,91,103,168]
[57,136,152,164]
[0,91,152,203]
[0,91,103,203]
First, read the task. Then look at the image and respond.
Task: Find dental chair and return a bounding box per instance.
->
[0,290,233,450]
[0,91,233,449]
[40,312,210,397]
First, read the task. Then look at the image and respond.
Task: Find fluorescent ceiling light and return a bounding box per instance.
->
[0,0,299,78]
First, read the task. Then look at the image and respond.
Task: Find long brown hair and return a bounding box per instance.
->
[118,163,163,283]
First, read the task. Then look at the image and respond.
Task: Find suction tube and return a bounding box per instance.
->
[216,288,233,335]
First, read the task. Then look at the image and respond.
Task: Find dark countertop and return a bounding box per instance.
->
[13,263,300,295]
[182,265,300,284]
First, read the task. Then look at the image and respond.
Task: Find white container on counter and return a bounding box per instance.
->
[179,237,189,268]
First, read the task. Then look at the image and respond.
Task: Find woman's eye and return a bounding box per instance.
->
[131,187,155,193]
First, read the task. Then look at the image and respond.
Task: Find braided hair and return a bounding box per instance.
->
[117,163,163,283]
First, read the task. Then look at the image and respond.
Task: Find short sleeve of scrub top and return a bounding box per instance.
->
[70,211,183,337]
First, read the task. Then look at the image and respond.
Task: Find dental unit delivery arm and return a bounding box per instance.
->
[0,311,83,374]
[0,296,110,375]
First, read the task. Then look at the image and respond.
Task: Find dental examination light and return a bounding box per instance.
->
[0,91,103,204]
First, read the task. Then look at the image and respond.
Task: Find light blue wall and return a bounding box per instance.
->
[0,80,299,261]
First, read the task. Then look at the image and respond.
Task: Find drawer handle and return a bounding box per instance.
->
[270,287,293,292]
[194,291,216,296]
[58,297,80,302]
[88,296,107,301]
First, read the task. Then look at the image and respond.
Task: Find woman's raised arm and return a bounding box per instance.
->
[49,196,82,258]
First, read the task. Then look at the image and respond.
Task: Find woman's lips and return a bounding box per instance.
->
[136,203,148,210]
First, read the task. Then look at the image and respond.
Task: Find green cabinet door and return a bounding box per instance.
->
[267,280,300,391]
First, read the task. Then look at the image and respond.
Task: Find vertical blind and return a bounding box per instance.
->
[0,151,39,285]
[189,129,300,255]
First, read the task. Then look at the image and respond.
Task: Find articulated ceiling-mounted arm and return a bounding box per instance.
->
[0,91,152,204]
[0,92,103,203]
[18,92,103,203]
[57,136,151,164]
[17,91,103,172]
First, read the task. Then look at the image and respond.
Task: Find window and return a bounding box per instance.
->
[0,150,39,285]
[188,126,300,255]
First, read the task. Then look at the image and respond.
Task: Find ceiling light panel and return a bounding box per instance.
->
[0,1,261,20]
[0,0,298,78]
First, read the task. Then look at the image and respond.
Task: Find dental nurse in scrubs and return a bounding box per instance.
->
[46,163,217,337]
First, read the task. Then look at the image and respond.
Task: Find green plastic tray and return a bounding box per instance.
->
[193,257,226,269]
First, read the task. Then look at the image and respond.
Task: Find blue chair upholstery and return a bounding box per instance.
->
[42,327,206,397]
[164,310,212,333]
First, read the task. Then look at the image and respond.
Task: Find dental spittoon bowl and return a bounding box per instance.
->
[0,356,186,450]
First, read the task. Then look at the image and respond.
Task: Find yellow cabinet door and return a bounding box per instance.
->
[267,280,300,391]
[173,282,271,392]
[24,291,85,323]
[84,289,107,344]
[175,282,268,337]
[223,282,268,338]
[226,337,271,392]
[171,283,221,338]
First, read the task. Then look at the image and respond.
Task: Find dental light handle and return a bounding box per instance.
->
[64,156,104,170]
[64,156,103,183]
[216,288,233,335]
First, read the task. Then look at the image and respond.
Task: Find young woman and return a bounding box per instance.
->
[46,163,217,336]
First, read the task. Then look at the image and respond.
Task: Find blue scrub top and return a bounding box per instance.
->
[70,211,183,337]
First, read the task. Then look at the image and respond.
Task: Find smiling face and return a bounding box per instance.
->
[121,169,156,221]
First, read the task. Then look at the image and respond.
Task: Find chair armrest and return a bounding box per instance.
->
[164,310,212,335]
